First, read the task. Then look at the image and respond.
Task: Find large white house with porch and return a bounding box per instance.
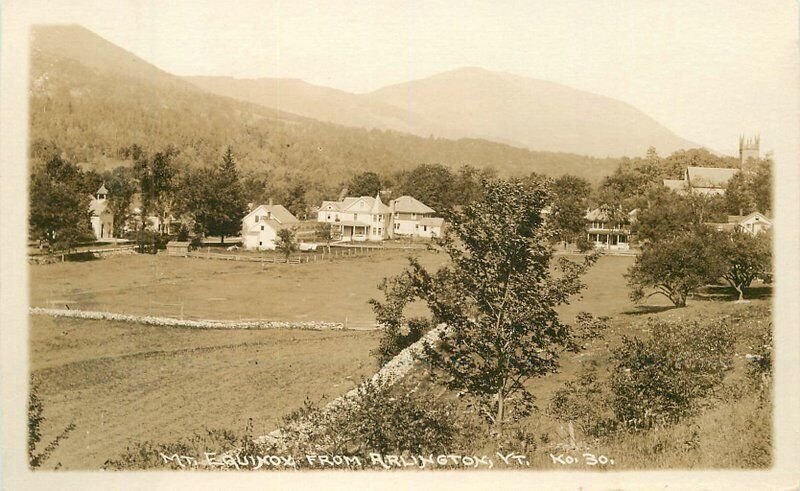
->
[241,203,299,250]
[317,193,392,242]
[585,208,635,250]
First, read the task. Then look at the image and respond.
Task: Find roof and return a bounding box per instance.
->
[242,204,298,224]
[319,194,391,215]
[584,208,611,221]
[96,183,109,195]
[390,195,435,214]
[686,166,738,189]
[663,179,688,192]
[733,212,772,225]
[420,217,444,227]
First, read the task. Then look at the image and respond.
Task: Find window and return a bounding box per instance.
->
[423,226,428,231]
[412,213,417,219]
[354,213,358,221]
[255,216,259,222]
[327,214,331,220]
[261,226,264,231]
[259,241,262,246]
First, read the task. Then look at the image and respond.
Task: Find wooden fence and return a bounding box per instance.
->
[182,246,384,264]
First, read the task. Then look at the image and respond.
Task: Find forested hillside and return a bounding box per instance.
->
[29,25,624,200]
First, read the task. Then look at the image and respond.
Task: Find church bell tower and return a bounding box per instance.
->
[739,135,760,174]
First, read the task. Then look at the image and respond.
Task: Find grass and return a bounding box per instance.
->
[29,315,379,469]
[29,250,772,470]
[30,249,448,329]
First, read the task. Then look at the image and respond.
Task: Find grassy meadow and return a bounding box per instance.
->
[28,250,771,469]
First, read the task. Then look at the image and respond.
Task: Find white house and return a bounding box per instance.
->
[317,193,392,242]
[418,217,445,238]
[389,195,437,237]
[241,204,299,250]
[711,212,772,236]
[585,208,635,250]
[88,184,114,241]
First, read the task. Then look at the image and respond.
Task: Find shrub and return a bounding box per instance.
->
[29,382,75,469]
[610,318,736,431]
[575,234,593,253]
[548,366,615,437]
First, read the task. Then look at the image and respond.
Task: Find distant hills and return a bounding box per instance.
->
[188,67,696,158]
[29,25,694,191]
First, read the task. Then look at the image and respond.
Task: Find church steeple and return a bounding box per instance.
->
[739,135,760,173]
[95,183,109,200]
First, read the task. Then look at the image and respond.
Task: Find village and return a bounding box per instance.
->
[13,14,783,479]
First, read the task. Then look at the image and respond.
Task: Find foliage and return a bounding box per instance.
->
[725,158,773,215]
[610,318,736,431]
[29,382,75,469]
[314,222,334,252]
[633,187,726,244]
[347,171,382,197]
[275,379,459,460]
[283,183,308,220]
[369,272,433,366]
[715,229,772,301]
[275,228,298,258]
[380,178,597,429]
[206,147,248,242]
[29,155,94,251]
[626,230,727,307]
[103,420,260,470]
[549,175,592,246]
[548,366,614,437]
[575,234,593,253]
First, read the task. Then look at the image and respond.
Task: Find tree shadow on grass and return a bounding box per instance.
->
[695,285,773,302]
[621,304,679,316]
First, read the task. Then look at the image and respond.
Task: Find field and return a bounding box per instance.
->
[29,249,449,329]
[29,250,770,470]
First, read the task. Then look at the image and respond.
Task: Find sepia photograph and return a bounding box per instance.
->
[1,1,799,489]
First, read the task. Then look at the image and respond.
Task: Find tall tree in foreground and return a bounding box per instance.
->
[29,155,92,251]
[377,179,599,430]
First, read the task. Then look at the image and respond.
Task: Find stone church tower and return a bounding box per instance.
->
[739,135,760,173]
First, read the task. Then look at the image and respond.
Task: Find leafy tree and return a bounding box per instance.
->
[133,147,178,251]
[395,164,456,213]
[275,227,297,259]
[104,166,137,236]
[626,230,727,307]
[315,222,334,252]
[549,175,591,246]
[284,183,308,220]
[380,179,598,430]
[347,171,382,197]
[29,155,93,251]
[725,158,772,215]
[369,271,434,366]
[716,229,772,301]
[634,187,724,244]
[205,147,248,243]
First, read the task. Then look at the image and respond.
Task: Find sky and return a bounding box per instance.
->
[8,0,800,159]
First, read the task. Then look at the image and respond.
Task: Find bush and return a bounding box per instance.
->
[575,234,593,253]
[548,366,615,437]
[610,318,736,431]
[29,382,75,469]
[274,378,458,460]
[372,317,433,367]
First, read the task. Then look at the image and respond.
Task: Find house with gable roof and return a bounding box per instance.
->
[88,184,114,240]
[316,193,392,242]
[389,195,442,238]
[241,202,299,250]
[709,212,772,236]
